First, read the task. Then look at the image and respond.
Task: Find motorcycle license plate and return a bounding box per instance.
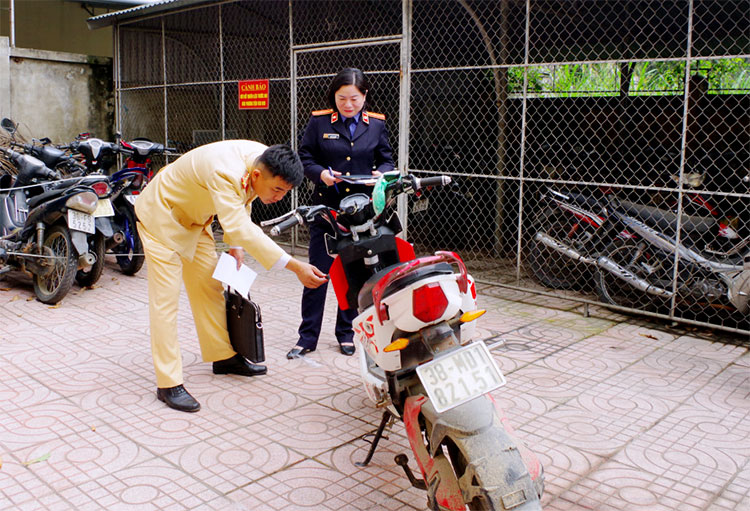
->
[93,198,115,217]
[416,342,506,413]
[125,194,138,205]
[67,209,95,234]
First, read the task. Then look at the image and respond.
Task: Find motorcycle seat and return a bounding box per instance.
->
[27,185,69,210]
[0,174,13,191]
[358,262,454,311]
[618,200,716,236]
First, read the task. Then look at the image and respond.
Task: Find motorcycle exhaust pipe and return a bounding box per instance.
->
[596,256,674,298]
[534,232,596,265]
[78,252,96,272]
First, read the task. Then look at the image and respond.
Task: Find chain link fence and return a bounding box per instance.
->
[111,0,749,334]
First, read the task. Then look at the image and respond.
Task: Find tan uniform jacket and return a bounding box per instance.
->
[134,140,285,269]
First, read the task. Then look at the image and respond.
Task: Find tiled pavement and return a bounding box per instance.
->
[1,252,749,511]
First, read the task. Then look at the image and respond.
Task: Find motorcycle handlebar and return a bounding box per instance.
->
[269,213,302,236]
[415,175,452,189]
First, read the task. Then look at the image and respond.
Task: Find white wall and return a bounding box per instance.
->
[0,36,113,143]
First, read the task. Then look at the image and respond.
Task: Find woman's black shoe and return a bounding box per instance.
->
[286,346,314,359]
[339,343,355,356]
[156,384,201,412]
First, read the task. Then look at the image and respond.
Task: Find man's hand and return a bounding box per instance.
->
[286,258,327,288]
[228,247,244,270]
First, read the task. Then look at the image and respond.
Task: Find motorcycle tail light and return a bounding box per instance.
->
[412,282,448,323]
[91,181,110,197]
[66,191,98,214]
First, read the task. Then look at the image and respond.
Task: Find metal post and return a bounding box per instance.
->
[289,0,298,253]
[219,4,225,141]
[668,0,696,319]
[8,0,15,48]
[113,24,120,139]
[161,18,168,161]
[514,0,532,284]
[396,0,413,238]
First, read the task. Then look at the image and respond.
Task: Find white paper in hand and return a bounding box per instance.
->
[212,252,257,297]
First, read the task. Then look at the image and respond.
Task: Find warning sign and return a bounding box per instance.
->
[238,80,269,110]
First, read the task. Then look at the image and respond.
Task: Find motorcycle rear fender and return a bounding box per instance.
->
[418,394,542,482]
[95,216,114,238]
[406,394,543,509]
[70,230,88,256]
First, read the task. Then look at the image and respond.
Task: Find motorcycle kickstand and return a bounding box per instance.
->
[355,410,393,467]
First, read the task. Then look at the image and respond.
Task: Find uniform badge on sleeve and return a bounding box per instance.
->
[241,170,251,192]
[323,133,340,139]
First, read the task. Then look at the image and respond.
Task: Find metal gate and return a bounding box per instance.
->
[291,35,406,246]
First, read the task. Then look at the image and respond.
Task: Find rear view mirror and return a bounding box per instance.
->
[1,118,17,134]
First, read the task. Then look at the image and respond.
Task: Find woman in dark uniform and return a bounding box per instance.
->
[287,68,395,359]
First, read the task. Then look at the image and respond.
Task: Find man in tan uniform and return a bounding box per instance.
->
[135,141,326,412]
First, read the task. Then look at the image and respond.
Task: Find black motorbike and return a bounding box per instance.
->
[63,134,172,276]
[0,141,99,303]
[2,120,115,287]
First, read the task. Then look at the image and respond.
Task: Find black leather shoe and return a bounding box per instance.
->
[213,354,267,376]
[286,346,315,359]
[156,385,200,413]
[339,343,355,356]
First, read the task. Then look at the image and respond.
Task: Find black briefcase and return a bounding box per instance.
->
[225,289,265,363]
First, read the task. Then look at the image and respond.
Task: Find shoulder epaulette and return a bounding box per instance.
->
[312,108,334,116]
[366,111,386,121]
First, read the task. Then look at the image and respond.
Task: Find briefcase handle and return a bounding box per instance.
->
[227,286,251,301]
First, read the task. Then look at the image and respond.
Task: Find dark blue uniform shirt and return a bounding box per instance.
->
[299,109,395,208]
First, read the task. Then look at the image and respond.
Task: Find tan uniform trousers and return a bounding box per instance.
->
[138,222,236,388]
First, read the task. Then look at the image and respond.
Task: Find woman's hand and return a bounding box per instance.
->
[320,168,342,187]
[367,170,383,186]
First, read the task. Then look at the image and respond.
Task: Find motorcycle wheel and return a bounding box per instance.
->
[596,237,667,310]
[114,205,144,275]
[526,208,591,290]
[421,414,543,511]
[75,232,105,287]
[33,224,77,305]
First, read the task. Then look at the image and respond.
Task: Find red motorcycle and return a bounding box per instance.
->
[266,172,544,510]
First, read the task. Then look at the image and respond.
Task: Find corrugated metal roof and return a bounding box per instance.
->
[87,0,215,29]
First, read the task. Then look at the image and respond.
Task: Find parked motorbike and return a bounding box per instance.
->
[2,120,116,287]
[526,186,609,290]
[61,133,172,275]
[0,137,99,303]
[265,172,544,510]
[527,184,750,315]
[594,196,750,313]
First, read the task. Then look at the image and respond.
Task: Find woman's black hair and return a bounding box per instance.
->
[327,68,370,112]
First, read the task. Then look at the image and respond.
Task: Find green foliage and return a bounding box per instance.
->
[502,58,749,97]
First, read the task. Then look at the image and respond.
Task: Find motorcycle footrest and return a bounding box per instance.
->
[395,454,427,490]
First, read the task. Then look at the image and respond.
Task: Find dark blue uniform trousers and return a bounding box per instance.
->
[297,222,358,350]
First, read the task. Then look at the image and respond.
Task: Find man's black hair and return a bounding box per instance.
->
[258,144,304,187]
